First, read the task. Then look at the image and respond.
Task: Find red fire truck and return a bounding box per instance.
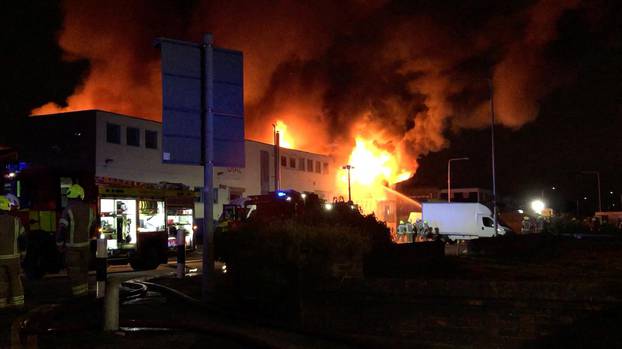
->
[3,165,196,271]
[97,178,196,270]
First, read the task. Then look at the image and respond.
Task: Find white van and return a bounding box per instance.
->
[422,202,508,240]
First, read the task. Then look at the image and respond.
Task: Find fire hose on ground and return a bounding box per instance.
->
[16,278,365,349]
[15,279,276,349]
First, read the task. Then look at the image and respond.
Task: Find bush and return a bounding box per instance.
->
[542,216,621,235]
[218,200,391,287]
[542,216,586,235]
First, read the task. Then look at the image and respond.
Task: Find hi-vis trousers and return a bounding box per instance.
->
[66,246,89,296]
[0,257,24,308]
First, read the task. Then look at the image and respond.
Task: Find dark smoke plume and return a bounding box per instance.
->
[28,0,595,171]
[1,1,88,132]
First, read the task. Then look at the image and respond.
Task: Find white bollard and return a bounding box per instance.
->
[103,278,121,331]
[96,238,107,299]
[176,229,186,279]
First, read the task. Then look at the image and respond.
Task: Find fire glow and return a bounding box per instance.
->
[275,120,295,149]
[337,137,412,213]
[274,120,413,214]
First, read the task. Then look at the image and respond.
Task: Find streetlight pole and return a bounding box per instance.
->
[342,165,354,203]
[581,171,602,212]
[273,124,280,191]
[455,77,497,230]
[487,78,498,235]
[447,157,469,203]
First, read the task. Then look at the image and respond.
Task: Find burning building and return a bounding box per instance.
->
[19,1,591,229]
[9,110,336,221]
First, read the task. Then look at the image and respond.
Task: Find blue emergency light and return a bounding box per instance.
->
[276,191,287,197]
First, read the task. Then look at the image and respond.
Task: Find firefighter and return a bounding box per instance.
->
[396,221,407,243]
[57,184,94,297]
[4,194,20,210]
[414,219,424,242]
[405,221,415,243]
[521,216,531,234]
[0,195,25,308]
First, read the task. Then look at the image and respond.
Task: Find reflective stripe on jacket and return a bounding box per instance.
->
[59,202,94,248]
[0,215,22,259]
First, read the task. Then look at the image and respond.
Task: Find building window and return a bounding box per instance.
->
[323,162,328,174]
[299,158,305,171]
[307,159,314,172]
[106,123,121,144]
[145,130,158,149]
[289,157,296,169]
[126,127,140,147]
[194,187,202,203]
[281,156,287,167]
[315,161,321,173]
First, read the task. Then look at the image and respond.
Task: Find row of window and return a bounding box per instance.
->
[280,156,329,175]
[106,123,158,149]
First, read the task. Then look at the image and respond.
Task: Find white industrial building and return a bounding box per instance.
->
[52,110,336,219]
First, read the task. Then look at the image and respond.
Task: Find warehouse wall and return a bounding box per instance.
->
[93,110,336,220]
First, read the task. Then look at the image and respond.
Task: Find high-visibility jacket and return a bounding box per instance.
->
[57,201,94,248]
[0,214,24,259]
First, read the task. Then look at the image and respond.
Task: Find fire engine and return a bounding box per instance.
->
[2,163,196,272]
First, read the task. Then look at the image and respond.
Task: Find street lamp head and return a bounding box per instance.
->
[449,157,470,162]
[531,199,545,215]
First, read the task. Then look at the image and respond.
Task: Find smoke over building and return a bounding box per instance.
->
[25,0,593,173]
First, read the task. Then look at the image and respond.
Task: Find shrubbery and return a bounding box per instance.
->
[217,199,391,285]
[542,216,621,235]
[542,216,586,235]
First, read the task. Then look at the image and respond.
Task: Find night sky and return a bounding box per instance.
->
[2,0,621,214]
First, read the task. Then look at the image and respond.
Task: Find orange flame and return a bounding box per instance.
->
[337,137,412,213]
[275,120,295,149]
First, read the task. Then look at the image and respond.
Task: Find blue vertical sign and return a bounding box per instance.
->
[156,37,245,167]
[156,34,244,301]
[212,48,245,167]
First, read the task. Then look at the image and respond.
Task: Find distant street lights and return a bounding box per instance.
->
[540,185,557,210]
[581,170,602,212]
[447,157,469,203]
[342,165,354,203]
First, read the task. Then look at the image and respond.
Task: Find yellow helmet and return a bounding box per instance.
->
[66,184,85,200]
[0,196,10,211]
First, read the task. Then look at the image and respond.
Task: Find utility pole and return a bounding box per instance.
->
[202,33,215,300]
[447,157,469,203]
[342,165,354,203]
[487,78,498,235]
[273,125,280,191]
[581,170,602,212]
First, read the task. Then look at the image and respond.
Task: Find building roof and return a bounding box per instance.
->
[30,109,331,157]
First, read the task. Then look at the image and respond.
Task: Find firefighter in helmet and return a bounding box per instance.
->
[56,184,94,297]
[0,195,25,308]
